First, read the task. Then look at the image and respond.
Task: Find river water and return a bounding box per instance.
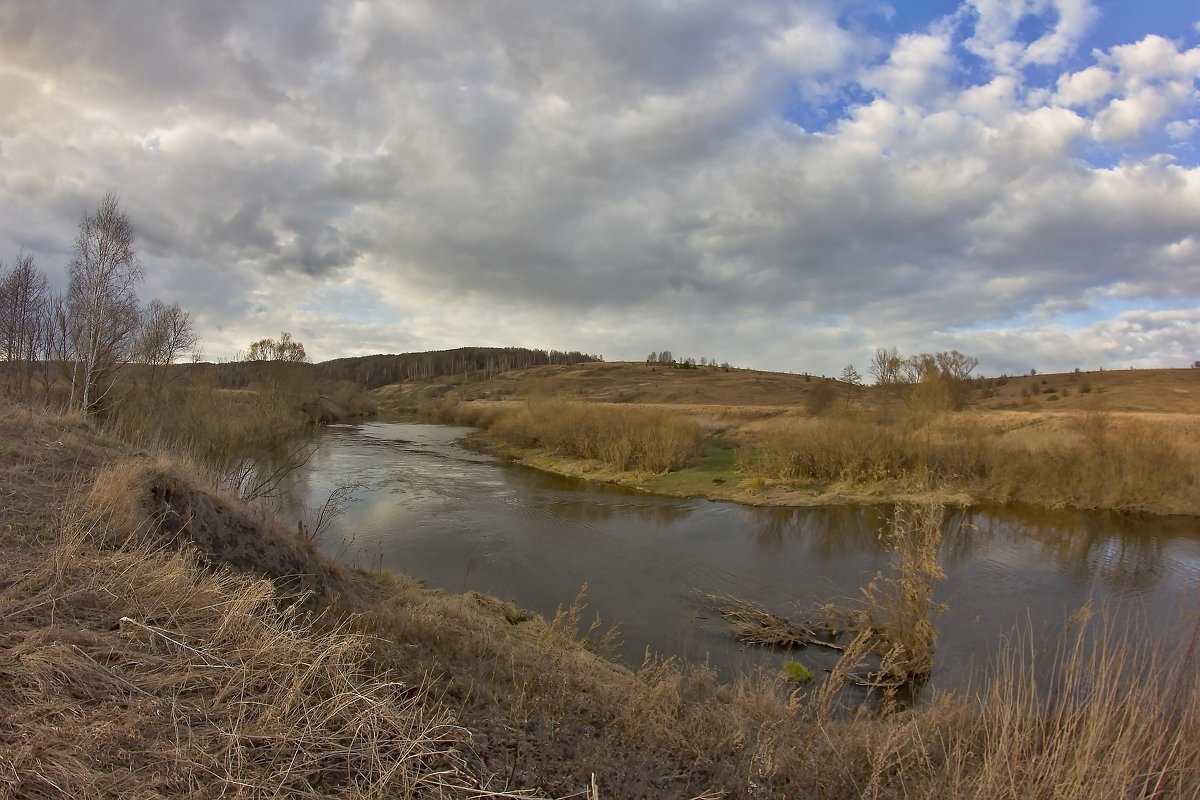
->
[275,421,1200,689]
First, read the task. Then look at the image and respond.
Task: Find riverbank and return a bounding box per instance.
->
[472,432,977,509]
[3,399,1198,798]
[444,398,1200,517]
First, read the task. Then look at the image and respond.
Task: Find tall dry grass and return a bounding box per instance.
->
[106,382,309,469]
[0,502,513,798]
[482,399,705,474]
[879,609,1200,799]
[739,411,1196,513]
[852,503,947,689]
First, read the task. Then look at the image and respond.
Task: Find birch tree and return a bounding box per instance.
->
[66,193,144,413]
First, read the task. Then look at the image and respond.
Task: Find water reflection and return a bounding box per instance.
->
[748,506,888,555]
[274,421,1200,689]
[961,504,1199,596]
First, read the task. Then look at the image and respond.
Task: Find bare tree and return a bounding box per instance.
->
[900,353,938,384]
[41,294,72,401]
[134,299,199,390]
[934,350,979,382]
[0,250,49,396]
[869,346,902,386]
[247,331,308,363]
[840,363,862,406]
[66,193,144,413]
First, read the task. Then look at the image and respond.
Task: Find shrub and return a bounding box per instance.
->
[805,381,836,415]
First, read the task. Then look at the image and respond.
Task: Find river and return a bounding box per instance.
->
[274,420,1200,689]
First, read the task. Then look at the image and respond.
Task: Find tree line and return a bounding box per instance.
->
[0,193,197,412]
[645,351,729,370]
[311,347,603,389]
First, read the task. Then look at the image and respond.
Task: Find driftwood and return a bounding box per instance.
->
[696,592,844,651]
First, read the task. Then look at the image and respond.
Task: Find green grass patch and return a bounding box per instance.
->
[640,437,739,495]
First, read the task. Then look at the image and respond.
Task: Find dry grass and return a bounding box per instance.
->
[845,503,947,690]
[884,610,1200,800]
[105,382,310,472]
[475,399,706,474]
[374,360,837,412]
[735,410,1198,514]
[4,399,1199,798]
[0,507,507,798]
[394,364,1199,514]
[705,504,947,699]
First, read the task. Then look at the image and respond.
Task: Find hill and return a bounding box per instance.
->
[372,360,839,412]
[369,361,1200,416]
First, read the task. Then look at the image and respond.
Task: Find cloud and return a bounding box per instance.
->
[0,1,1197,376]
[1054,65,1115,106]
[1105,34,1200,82]
[1093,85,1180,141]
[965,0,1099,73]
[861,32,955,105]
[1166,118,1200,140]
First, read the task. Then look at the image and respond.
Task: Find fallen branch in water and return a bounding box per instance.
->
[695,592,843,651]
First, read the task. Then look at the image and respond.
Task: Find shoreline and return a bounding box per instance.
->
[464,429,990,511]
[457,428,1197,518]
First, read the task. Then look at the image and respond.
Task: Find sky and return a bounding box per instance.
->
[1,1,1198,377]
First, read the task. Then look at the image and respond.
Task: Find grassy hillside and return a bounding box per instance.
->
[372,360,835,410]
[970,367,1200,414]
[371,360,1200,415]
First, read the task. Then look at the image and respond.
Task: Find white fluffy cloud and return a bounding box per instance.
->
[0,1,1197,375]
[965,0,1099,73]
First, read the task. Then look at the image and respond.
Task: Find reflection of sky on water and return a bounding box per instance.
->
[273,422,1200,689]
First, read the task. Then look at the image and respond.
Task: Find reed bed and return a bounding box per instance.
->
[739,411,1196,514]
[482,399,705,474]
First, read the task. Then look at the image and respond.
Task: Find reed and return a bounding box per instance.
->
[738,411,1196,513]
[486,399,705,474]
